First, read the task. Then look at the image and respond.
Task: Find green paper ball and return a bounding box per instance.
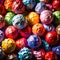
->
[5,12,15,25]
[53,11,60,25]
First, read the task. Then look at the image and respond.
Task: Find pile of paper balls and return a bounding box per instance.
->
[0,0,60,60]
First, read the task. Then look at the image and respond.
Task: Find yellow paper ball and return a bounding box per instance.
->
[26,12,40,26]
[1,38,16,53]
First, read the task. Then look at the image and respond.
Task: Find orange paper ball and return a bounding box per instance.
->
[4,0,13,11]
[32,23,45,36]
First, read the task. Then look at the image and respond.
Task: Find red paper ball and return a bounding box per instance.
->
[45,31,59,45]
[0,4,6,15]
[45,51,58,60]
[19,26,31,38]
[16,38,27,49]
[5,26,18,39]
[12,0,25,14]
[52,0,60,10]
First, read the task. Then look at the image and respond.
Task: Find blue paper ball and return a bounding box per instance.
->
[35,2,45,14]
[27,34,42,48]
[12,14,27,29]
[18,47,33,60]
[22,0,36,9]
[52,46,60,55]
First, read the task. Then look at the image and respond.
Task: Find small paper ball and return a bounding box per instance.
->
[18,47,33,60]
[32,23,45,36]
[0,4,6,15]
[52,46,60,55]
[40,10,53,24]
[53,11,60,25]
[0,47,4,59]
[52,0,60,10]
[42,39,51,51]
[5,12,15,25]
[26,12,39,26]
[45,31,59,45]
[16,38,27,49]
[56,25,60,35]
[35,2,45,14]
[12,0,25,14]
[43,24,55,32]
[12,14,27,29]
[4,0,13,11]
[5,26,18,39]
[40,0,50,3]
[0,30,4,43]
[0,15,5,29]
[27,34,42,48]
[1,38,16,53]
[22,0,36,10]
[45,51,58,60]
[19,26,31,38]
[33,49,45,60]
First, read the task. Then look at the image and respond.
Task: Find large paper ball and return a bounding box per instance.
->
[0,15,5,29]
[45,51,58,60]
[5,12,15,25]
[5,26,18,39]
[12,0,25,14]
[18,47,33,60]
[1,38,16,53]
[40,10,53,24]
[32,23,45,36]
[26,12,40,26]
[45,31,59,45]
[27,34,42,48]
[16,38,27,49]
[12,14,27,29]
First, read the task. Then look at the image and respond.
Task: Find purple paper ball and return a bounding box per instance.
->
[35,2,45,14]
[27,34,42,49]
